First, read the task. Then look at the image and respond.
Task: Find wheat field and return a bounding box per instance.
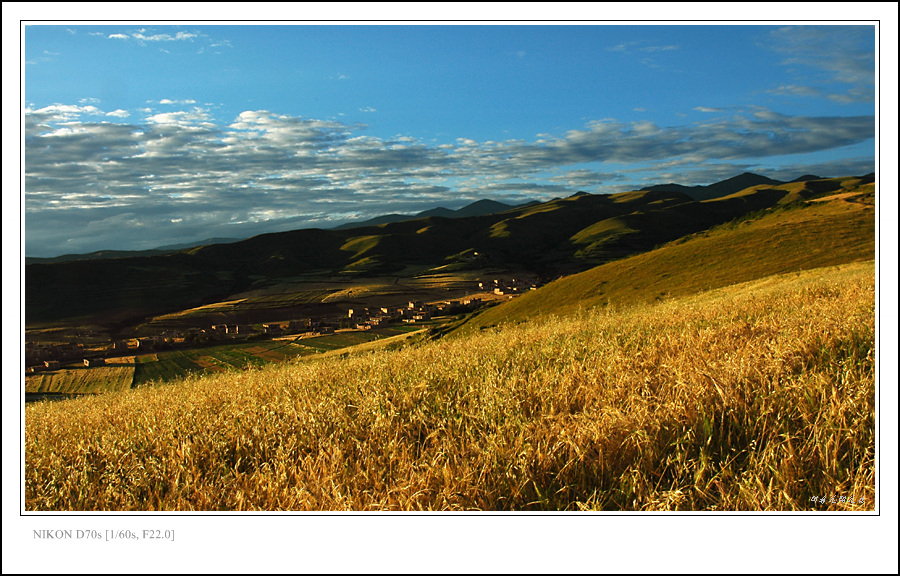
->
[25,261,875,511]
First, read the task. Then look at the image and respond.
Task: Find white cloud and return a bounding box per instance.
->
[133,31,198,42]
[108,31,198,43]
[640,45,679,53]
[145,109,211,126]
[98,28,229,52]
[606,40,681,69]
[693,106,723,113]
[28,104,105,122]
[607,42,635,53]
[24,103,875,256]
[34,104,97,115]
[159,99,197,105]
[607,41,679,54]
[549,169,624,190]
[768,26,874,104]
[767,84,821,98]
[359,107,377,113]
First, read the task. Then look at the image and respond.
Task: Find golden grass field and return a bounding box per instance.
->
[25,260,875,511]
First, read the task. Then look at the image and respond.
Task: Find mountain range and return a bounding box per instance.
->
[28,172,860,265]
[24,200,533,265]
[25,172,874,329]
[333,198,539,229]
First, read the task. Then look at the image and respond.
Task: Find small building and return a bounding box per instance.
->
[43,360,60,370]
[83,358,106,367]
[262,323,284,335]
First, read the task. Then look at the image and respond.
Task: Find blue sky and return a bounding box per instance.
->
[24,23,876,256]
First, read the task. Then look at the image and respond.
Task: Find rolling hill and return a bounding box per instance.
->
[24,237,244,265]
[26,173,872,330]
[333,198,533,229]
[640,171,785,201]
[460,176,874,331]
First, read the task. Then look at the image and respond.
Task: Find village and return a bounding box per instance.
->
[25,277,539,375]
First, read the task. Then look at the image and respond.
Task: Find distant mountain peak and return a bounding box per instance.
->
[718,172,781,185]
[464,198,506,207]
[640,172,784,202]
[335,198,532,230]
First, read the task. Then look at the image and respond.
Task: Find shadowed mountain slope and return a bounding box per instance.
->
[26,174,870,328]
[459,177,874,332]
[641,172,785,201]
[334,198,531,230]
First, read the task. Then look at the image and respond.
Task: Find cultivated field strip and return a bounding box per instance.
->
[25,365,134,395]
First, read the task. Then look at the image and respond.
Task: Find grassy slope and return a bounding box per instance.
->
[24,260,874,511]
[461,184,874,332]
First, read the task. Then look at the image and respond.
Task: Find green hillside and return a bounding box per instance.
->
[461,178,874,331]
